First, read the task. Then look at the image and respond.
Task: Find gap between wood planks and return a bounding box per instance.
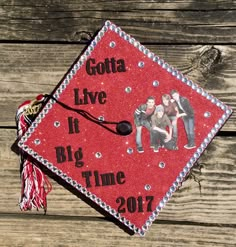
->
[0,212,236,228]
[0,40,235,45]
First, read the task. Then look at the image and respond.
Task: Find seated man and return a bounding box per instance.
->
[134,96,156,153]
[151,104,177,152]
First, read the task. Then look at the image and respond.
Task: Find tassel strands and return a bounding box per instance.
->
[16,95,52,213]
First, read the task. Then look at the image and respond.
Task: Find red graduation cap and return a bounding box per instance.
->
[18,21,232,236]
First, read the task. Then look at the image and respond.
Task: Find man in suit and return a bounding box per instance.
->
[170,90,196,149]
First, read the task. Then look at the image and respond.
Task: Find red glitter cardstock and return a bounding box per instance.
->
[18,21,232,236]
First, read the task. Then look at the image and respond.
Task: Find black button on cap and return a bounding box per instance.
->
[116,121,132,136]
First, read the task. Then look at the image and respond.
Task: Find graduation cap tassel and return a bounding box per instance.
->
[16,95,52,213]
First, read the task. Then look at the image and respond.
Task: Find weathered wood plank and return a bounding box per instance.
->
[0,44,235,130]
[1,129,235,226]
[0,1,235,43]
[1,0,236,10]
[0,213,235,247]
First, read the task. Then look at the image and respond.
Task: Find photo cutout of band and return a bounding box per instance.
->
[134,90,195,153]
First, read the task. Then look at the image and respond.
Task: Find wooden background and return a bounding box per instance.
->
[0,1,235,246]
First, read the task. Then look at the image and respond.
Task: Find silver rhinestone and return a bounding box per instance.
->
[166,191,171,197]
[91,40,97,47]
[145,184,151,191]
[207,94,212,100]
[98,116,104,122]
[159,162,165,168]
[129,38,135,44]
[134,41,139,47]
[54,121,60,127]
[105,20,111,26]
[115,26,120,33]
[47,103,52,109]
[153,56,159,62]
[64,79,69,85]
[159,200,165,207]
[190,157,196,163]
[177,74,182,80]
[153,210,159,216]
[21,136,26,142]
[182,77,187,83]
[34,139,41,145]
[163,196,168,203]
[173,181,179,187]
[87,191,92,197]
[142,225,148,231]
[138,61,144,68]
[187,80,193,86]
[179,171,185,177]
[26,132,31,137]
[222,114,227,119]
[172,70,177,76]
[153,80,159,87]
[197,147,203,153]
[207,133,212,139]
[204,137,209,144]
[211,98,217,104]
[127,148,133,154]
[211,128,216,134]
[176,176,182,183]
[167,67,172,72]
[201,142,206,149]
[95,36,100,43]
[124,34,129,41]
[140,230,145,236]
[125,87,132,93]
[162,63,168,69]
[187,162,192,168]
[197,88,202,94]
[170,186,175,192]
[149,215,155,221]
[148,52,154,58]
[146,220,151,226]
[226,109,232,115]
[139,45,144,52]
[218,119,224,125]
[204,111,211,118]
[109,41,116,48]
[144,49,149,55]
[158,59,164,66]
[194,152,199,159]
[95,152,102,158]
[215,123,220,129]
[221,105,227,111]
[74,64,79,70]
[192,84,197,90]
[43,108,49,114]
[99,30,104,37]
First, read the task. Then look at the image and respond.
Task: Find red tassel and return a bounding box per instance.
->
[16,95,52,213]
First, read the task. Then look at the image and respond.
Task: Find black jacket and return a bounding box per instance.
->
[134,104,155,126]
[176,96,194,118]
